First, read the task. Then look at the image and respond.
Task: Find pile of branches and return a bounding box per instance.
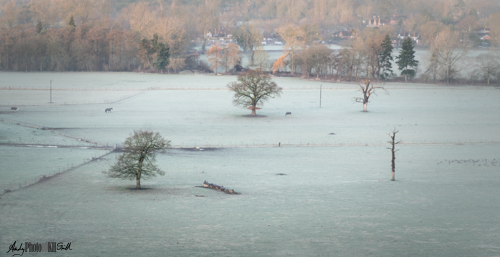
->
[203,181,239,194]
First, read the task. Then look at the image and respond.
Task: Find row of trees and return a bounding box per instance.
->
[268,24,500,85]
[1,0,499,73]
[3,0,498,37]
[268,25,419,82]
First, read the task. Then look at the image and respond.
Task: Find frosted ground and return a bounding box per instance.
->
[1,72,500,256]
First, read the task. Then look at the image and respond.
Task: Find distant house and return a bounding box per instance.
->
[481,35,491,41]
[478,28,491,35]
[389,14,407,25]
[397,32,420,45]
[339,31,350,38]
[366,16,389,27]
[333,30,355,39]
[478,27,491,41]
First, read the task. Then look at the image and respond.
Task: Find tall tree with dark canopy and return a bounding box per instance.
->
[396,37,418,82]
[379,35,394,79]
[227,71,282,116]
[36,20,43,34]
[68,15,76,32]
[154,42,170,73]
[106,130,170,189]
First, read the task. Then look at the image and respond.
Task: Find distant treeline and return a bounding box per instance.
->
[0,0,500,82]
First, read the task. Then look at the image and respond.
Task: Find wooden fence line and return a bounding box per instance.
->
[167,139,500,149]
[1,149,114,197]
[0,91,145,107]
[0,118,114,147]
[0,85,490,92]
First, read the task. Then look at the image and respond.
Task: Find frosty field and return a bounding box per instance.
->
[1,72,500,256]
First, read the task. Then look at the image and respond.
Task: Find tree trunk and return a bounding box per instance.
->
[391,151,395,181]
[363,102,367,112]
[137,159,143,188]
[251,108,256,116]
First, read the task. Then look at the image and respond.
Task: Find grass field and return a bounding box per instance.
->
[1,72,499,256]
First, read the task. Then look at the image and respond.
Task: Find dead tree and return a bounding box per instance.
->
[387,128,400,181]
[353,77,386,112]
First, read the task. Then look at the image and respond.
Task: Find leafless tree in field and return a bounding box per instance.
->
[388,128,401,181]
[353,76,387,112]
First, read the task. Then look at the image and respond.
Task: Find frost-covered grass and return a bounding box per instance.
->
[0,146,108,192]
[1,146,499,256]
[0,121,94,146]
[2,81,499,148]
[0,72,500,256]
[0,90,140,106]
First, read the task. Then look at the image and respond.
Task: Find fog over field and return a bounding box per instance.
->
[1,72,500,256]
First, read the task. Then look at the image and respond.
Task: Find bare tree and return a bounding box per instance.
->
[353,77,386,112]
[223,43,240,73]
[106,130,170,189]
[476,53,500,85]
[206,43,224,74]
[388,128,400,181]
[431,28,469,84]
[233,25,262,66]
[167,58,186,73]
[253,46,270,72]
[276,24,302,75]
[227,70,282,116]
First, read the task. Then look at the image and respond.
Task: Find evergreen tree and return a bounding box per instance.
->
[68,15,76,32]
[379,35,394,79]
[36,20,43,34]
[154,42,170,73]
[396,37,418,82]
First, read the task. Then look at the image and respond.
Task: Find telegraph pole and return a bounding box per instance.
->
[319,84,322,108]
[50,80,52,103]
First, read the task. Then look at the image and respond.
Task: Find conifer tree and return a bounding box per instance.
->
[68,15,76,32]
[379,35,394,79]
[396,37,418,82]
[36,20,43,34]
[154,42,170,73]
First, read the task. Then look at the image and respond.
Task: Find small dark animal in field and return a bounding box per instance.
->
[285,112,292,116]
[105,108,113,113]
[11,107,18,111]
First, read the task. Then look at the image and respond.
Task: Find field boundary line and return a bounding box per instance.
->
[168,140,500,149]
[0,148,114,198]
[0,118,112,147]
[0,86,491,92]
[0,91,146,106]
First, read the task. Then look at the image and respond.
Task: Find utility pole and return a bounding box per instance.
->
[319,84,322,108]
[50,80,53,103]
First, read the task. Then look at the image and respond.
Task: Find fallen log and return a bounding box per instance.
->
[202,180,240,194]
